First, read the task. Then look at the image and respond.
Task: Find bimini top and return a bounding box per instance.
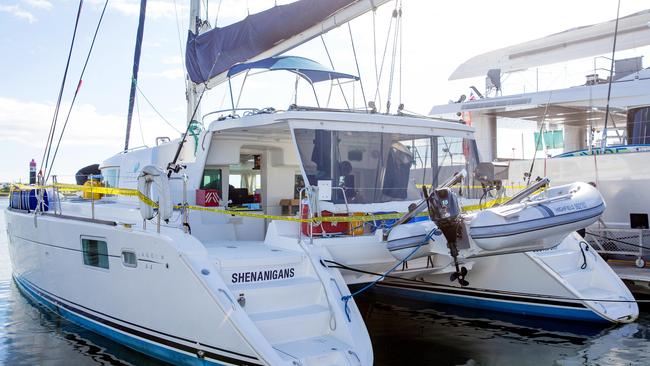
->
[227,56,359,84]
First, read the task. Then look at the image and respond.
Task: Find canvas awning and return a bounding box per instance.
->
[227,56,359,83]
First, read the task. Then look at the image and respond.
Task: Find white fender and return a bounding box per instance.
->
[137,165,172,221]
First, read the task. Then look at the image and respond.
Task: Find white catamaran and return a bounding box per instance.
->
[4,1,640,365]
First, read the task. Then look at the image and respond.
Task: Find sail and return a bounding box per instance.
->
[449,9,650,80]
[186,0,389,87]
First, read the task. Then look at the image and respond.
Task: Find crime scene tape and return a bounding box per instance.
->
[10,183,511,223]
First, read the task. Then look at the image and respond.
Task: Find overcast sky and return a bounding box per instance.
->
[1,0,648,182]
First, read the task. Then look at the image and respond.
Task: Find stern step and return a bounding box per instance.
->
[274,336,357,366]
[249,305,332,344]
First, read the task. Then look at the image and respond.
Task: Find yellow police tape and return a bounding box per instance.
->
[416,183,528,190]
[11,183,511,223]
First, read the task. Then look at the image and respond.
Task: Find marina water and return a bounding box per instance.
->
[1,198,649,365]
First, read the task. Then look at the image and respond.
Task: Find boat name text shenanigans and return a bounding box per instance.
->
[231,268,295,283]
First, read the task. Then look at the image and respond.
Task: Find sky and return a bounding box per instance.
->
[1,0,649,182]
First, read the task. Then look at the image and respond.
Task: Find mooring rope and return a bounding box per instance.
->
[337,228,436,322]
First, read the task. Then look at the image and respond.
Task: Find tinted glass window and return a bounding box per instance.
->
[201,168,222,190]
[294,129,479,203]
[82,238,109,269]
[628,107,650,144]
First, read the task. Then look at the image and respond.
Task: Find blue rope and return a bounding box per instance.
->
[341,228,436,322]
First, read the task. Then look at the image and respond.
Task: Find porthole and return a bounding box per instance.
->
[81,238,109,269]
[121,250,137,268]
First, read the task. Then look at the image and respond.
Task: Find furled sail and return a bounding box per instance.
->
[449,9,650,80]
[186,0,389,87]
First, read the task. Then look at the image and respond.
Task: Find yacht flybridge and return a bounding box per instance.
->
[4,1,642,365]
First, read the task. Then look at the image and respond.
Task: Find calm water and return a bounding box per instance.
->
[1,198,649,365]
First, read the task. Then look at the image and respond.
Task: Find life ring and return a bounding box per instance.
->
[137,165,172,221]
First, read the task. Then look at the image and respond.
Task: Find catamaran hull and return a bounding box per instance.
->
[376,280,608,322]
[6,206,373,366]
[4,209,268,366]
[14,275,245,366]
[382,234,638,324]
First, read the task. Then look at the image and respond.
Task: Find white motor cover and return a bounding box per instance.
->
[469,182,605,252]
[137,165,173,221]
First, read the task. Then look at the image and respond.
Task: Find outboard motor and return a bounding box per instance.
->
[424,187,469,286]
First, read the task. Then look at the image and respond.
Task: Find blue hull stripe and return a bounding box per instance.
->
[377,282,608,323]
[13,275,262,365]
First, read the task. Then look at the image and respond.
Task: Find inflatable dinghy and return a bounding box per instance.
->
[469,182,604,252]
[385,181,605,261]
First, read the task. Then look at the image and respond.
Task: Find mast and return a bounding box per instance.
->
[166,0,203,177]
[186,0,202,125]
[124,0,148,151]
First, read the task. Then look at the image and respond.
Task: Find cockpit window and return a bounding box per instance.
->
[294,129,478,204]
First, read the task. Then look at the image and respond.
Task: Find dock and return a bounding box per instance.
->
[609,260,650,297]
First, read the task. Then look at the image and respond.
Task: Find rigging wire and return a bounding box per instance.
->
[385,4,401,113]
[213,0,222,27]
[172,0,188,92]
[135,84,182,133]
[320,35,350,110]
[167,53,224,177]
[347,22,368,112]
[42,0,84,179]
[398,0,404,111]
[371,10,381,108]
[373,0,398,107]
[47,0,109,180]
[135,93,147,146]
[600,0,622,153]
[46,0,109,180]
[201,0,208,21]
[524,91,554,186]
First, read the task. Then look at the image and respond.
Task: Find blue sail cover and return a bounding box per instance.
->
[185,0,357,85]
[227,56,359,83]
